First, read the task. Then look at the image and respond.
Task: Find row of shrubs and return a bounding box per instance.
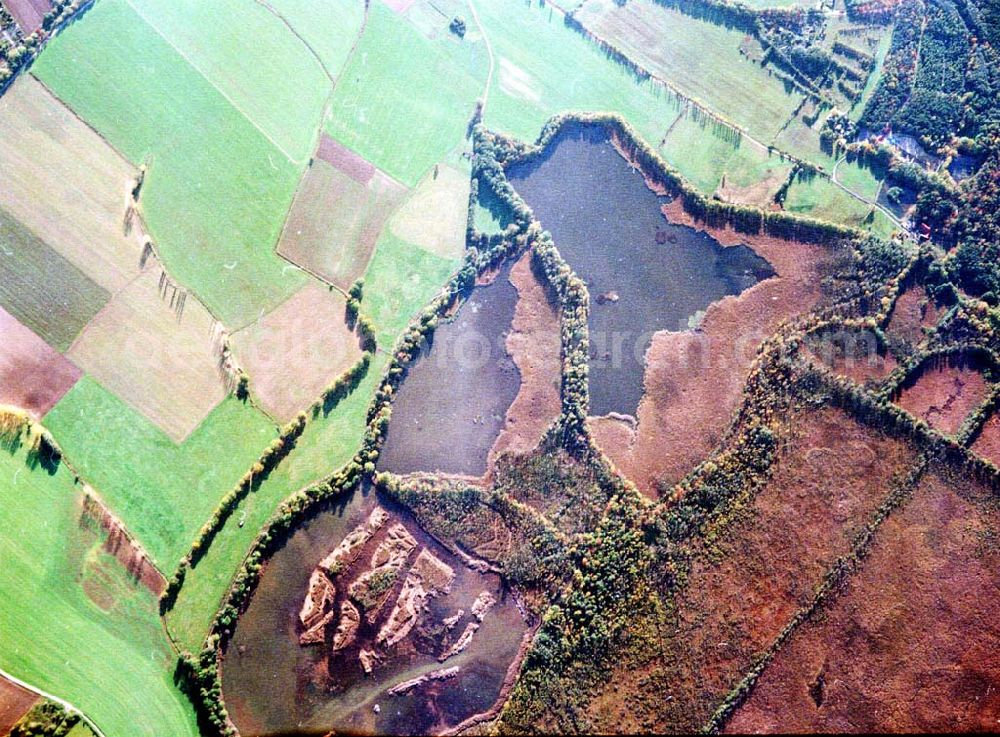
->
[526,112,857,244]
[174,138,545,734]
[178,460,365,736]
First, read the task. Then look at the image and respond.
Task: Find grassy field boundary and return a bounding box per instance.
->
[0,667,105,737]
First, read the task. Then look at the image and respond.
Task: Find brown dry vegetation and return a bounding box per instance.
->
[726,470,1000,733]
[67,259,227,442]
[885,285,943,348]
[971,411,1000,467]
[0,77,145,293]
[0,675,38,735]
[895,363,991,436]
[590,198,836,497]
[805,328,898,386]
[487,251,562,471]
[0,306,81,417]
[231,283,361,422]
[583,406,917,733]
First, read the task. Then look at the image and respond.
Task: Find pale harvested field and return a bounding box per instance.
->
[231,283,361,422]
[0,76,145,292]
[388,163,470,260]
[67,260,226,442]
[0,306,81,417]
[575,0,803,140]
[278,155,406,290]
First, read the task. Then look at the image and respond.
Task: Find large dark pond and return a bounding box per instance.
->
[223,489,526,736]
[376,261,521,477]
[507,125,774,416]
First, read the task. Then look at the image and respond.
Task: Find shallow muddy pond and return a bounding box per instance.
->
[507,124,774,416]
[377,261,521,477]
[223,488,527,736]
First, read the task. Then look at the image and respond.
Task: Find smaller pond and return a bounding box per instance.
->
[376,260,521,477]
[948,154,980,182]
[223,488,527,736]
[506,124,774,417]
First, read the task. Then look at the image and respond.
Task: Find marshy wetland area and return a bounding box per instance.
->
[4,1,1000,735]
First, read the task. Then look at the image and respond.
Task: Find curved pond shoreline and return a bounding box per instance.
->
[222,488,528,736]
[376,260,522,478]
[507,123,775,417]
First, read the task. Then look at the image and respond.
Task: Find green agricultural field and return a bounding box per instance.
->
[324,1,485,187]
[660,114,793,204]
[388,163,470,260]
[266,0,365,74]
[850,27,894,122]
[783,172,890,233]
[166,353,388,651]
[0,76,145,296]
[573,0,804,141]
[473,178,513,235]
[0,443,198,737]
[44,378,277,570]
[360,231,463,347]
[119,0,331,162]
[474,0,682,146]
[32,0,312,328]
[0,208,109,353]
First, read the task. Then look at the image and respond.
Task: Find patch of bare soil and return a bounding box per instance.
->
[584,406,917,733]
[971,411,1000,467]
[81,492,166,596]
[726,471,1000,733]
[590,198,835,498]
[487,252,562,475]
[895,362,990,436]
[3,0,51,33]
[315,134,377,186]
[886,285,942,348]
[0,306,81,418]
[0,675,38,736]
[714,169,786,209]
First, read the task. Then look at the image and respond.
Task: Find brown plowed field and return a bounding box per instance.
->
[583,406,917,733]
[3,0,52,33]
[726,471,1000,732]
[589,198,834,497]
[0,674,37,735]
[315,134,377,186]
[0,306,81,417]
[278,144,406,290]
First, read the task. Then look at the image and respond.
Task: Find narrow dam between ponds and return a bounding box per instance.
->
[376,260,521,477]
[223,489,527,736]
[507,124,775,417]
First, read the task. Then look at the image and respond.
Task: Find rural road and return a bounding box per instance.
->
[0,667,106,737]
[467,0,495,116]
